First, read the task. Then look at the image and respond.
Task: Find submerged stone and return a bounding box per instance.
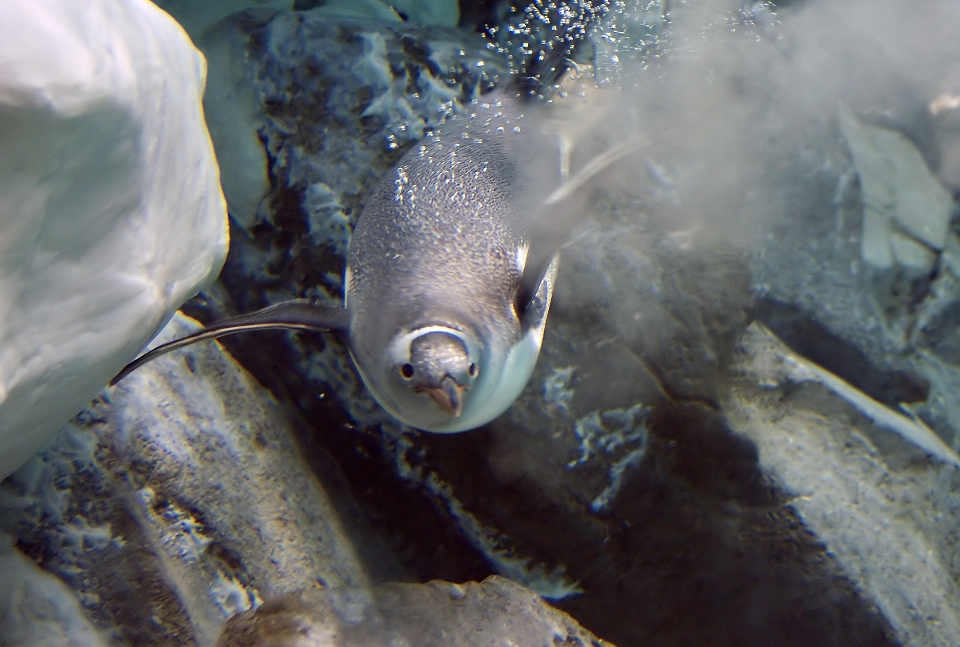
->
[729,323,960,646]
[838,102,953,258]
[0,533,109,647]
[0,314,395,646]
[0,0,228,481]
[216,576,614,647]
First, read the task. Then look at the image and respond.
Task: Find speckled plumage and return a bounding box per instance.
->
[349,101,526,374]
[347,95,560,431]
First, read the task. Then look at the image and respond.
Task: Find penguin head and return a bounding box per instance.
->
[399,330,478,416]
[369,325,482,430]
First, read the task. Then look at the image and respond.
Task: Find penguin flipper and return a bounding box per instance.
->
[110,300,348,385]
[516,137,653,319]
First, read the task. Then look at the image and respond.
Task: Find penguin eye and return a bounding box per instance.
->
[400,363,415,379]
[468,363,477,377]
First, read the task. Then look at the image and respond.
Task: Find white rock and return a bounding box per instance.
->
[860,208,895,270]
[0,0,229,479]
[838,103,954,258]
[890,231,938,271]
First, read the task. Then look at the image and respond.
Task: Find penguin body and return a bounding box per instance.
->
[113,92,637,432]
[345,96,558,431]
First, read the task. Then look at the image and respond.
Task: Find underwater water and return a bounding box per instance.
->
[2,0,960,645]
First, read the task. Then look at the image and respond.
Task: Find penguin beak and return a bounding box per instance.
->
[422,375,466,417]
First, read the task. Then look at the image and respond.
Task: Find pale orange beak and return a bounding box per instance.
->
[421,375,466,416]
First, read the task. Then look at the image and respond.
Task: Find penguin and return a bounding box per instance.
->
[112,92,644,432]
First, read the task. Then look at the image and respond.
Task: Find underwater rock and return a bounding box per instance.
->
[838,103,953,256]
[748,62,960,466]
[904,254,960,445]
[153,0,292,39]
[0,0,228,480]
[762,102,960,453]
[392,287,900,647]
[291,0,459,27]
[167,0,465,231]
[378,0,459,27]
[300,0,408,24]
[249,10,506,249]
[0,532,109,647]
[837,103,957,342]
[932,92,960,192]
[199,13,272,229]
[216,575,613,647]
[728,323,960,647]
[0,314,396,647]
